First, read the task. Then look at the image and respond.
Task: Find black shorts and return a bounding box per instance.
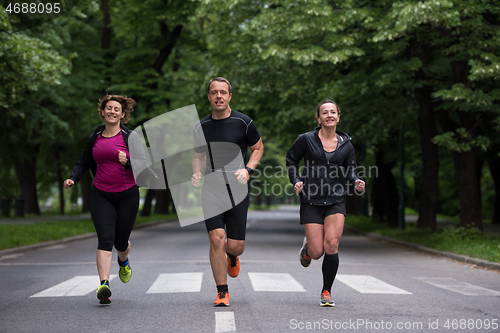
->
[300,202,346,225]
[204,195,249,241]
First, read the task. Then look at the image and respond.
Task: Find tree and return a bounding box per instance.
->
[1,7,71,214]
[375,0,499,230]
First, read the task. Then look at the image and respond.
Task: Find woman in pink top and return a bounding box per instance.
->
[64,95,139,305]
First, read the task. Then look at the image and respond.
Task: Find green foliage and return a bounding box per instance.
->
[1,0,499,224]
[432,129,490,153]
[0,7,70,111]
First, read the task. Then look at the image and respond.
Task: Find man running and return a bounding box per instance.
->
[192,77,264,306]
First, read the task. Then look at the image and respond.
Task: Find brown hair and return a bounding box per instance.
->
[98,95,137,124]
[207,77,232,94]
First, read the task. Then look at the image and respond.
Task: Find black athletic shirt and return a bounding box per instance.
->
[193,110,260,173]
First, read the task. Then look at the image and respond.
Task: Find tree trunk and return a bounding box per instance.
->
[141,189,155,216]
[488,156,500,224]
[371,149,398,227]
[143,22,184,113]
[14,157,40,215]
[100,0,112,50]
[154,190,171,214]
[446,60,482,230]
[452,149,482,230]
[52,145,65,215]
[412,35,439,230]
[415,83,439,230]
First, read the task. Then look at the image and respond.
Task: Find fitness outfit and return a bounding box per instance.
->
[193,110,260,240]
[286,127,360,224]
[69,124,139,251]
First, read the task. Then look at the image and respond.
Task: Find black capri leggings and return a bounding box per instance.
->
[90,185,139,252]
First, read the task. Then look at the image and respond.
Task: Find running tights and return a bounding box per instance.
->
[90,185,139,252]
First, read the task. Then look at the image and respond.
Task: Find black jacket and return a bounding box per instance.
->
[286,128,360,205]
[69,124,135,185]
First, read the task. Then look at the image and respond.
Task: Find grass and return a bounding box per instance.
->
[0,213,177,251]
[345,215,500,264]
[404,207,492,225]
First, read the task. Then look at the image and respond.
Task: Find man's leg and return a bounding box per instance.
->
[208,228,228,286]
[208,228,232,306]
[224,195,248,277]
[226,239,244,256]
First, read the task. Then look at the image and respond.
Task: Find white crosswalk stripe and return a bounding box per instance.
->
[336,274,412,294]
[30,275,117,297]
[248,272,306,292]
[146,273,203,293]
[215,312,236,333]
[30,273,500,299]
[414,277,500,296]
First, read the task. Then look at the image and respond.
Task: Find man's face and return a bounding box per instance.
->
[208,81,232,112]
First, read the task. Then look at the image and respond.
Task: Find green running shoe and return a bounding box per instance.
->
[118,258,132,283]
[96,283,111,305]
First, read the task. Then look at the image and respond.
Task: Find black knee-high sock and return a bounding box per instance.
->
[322,253,339,293]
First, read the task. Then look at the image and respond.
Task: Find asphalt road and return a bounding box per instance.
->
[1,206,499,333]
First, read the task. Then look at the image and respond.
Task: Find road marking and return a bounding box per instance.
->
[30,275,117,297]
[146,273,203,293]
[248,272,306,292]
[336,275,412,294]
[0,253,24,260]
[215,311,236,333]
[414,277,500,296]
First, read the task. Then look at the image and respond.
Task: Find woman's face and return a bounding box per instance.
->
[101,100,124,125]
[317,103,340,128]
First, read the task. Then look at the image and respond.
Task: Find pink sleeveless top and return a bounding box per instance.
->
[92,133,136,192]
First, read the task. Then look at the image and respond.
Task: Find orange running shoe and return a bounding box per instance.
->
[214,290,230,307]
[226,241,240,278]
[320,290,335,307]
[299,237,311,267]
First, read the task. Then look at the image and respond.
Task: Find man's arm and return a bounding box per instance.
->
[235,138,264,184]
[191,151,206,186]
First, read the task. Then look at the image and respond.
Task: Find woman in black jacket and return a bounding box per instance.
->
[286,99,365,307]
[64,95,139,305]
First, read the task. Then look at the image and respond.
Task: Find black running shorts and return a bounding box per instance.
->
[300,202,346,224]
[204,195,249,241]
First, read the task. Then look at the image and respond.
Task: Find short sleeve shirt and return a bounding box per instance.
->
[193,110,260,172]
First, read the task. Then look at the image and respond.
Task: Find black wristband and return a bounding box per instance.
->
[245,166,254,176]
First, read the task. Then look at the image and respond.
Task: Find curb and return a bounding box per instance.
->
[344,225,500,271]
[0,218,177,257]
